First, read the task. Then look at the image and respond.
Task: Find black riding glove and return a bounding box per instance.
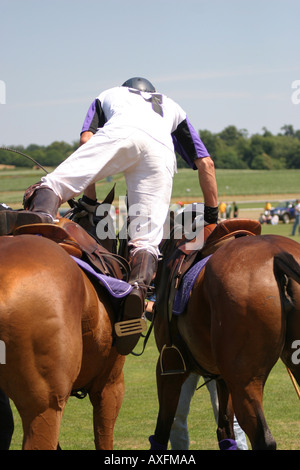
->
[78,195,98,213]
[204,205,218,225]
[72,195,99,225]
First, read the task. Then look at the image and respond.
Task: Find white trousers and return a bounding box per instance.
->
[41,128,175,257]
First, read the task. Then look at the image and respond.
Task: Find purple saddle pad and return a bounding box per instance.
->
[71,256,132,299]
[173,255,211,315]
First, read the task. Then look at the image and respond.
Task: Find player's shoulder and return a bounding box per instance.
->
[96,86,125,100]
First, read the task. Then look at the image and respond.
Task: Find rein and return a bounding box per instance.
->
[0,146,77,209]
[0,146,49,173]
[130,289,156,357]
[196,376,219,391]
[130,315,155,357]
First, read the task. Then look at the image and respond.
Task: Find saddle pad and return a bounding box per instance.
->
[71,256,132,299]
[173,255,211,316]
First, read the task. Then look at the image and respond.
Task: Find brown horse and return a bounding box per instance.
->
[0,233,126,449]
[151,232,300,450]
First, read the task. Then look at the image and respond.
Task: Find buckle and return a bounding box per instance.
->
[115,318,147,337]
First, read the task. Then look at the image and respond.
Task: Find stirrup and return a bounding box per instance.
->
[115,318,147,337]
[159,344,187,375]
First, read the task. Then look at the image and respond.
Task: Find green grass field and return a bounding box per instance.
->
[1,167,300,208]
[1,168,300,450]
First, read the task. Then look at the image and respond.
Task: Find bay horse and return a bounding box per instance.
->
[0,231,126,449]
[151,226,300,450]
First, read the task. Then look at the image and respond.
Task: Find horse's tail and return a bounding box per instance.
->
[273,252,300,398]
[273,252,300,286]
[273,251,300,321]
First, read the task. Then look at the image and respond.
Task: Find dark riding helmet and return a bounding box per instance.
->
[122,77,156,93]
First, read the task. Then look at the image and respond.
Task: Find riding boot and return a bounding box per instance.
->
[0,187,60,235]
[115,249,158,355]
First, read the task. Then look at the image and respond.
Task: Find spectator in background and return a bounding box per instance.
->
[225,202,232,218]
[291,199,300,236]
[233,202,239,218]
[219,201,226,220]
[264,202,272,212]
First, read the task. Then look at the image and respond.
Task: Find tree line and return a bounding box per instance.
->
[196,124,300,170]
[1,124,300,170]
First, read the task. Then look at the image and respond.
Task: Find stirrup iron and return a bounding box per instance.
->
[115,318,147,337]
[159,344,187,375]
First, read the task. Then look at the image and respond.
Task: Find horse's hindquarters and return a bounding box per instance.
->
[0,235,85,449]
[204,235,300,449]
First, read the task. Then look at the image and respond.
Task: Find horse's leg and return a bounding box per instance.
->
[215,379,236,450]
[150,361,188,450]
[207,283,279,448]
[0,389,14,450]
[214,333,277,449]
[89,358,125,450]
[229,378,276,450]
[212,324,278,449]
[21,404,66,450]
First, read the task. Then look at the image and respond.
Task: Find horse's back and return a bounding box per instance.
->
[206,234,300,297]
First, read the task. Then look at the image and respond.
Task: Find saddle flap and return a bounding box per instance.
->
[57,218,101,254]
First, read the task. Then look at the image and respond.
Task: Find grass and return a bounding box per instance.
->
[9,338,300,451]
[172,168,300,200]
[1,167,300,209]
[2,167,300,450]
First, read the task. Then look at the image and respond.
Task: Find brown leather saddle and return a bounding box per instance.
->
[14,217,127,281]
[155,218,261,322]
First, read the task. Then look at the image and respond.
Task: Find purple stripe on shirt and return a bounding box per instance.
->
[172,118,209,169]
[81,99,97,133]
[186,118,209,158]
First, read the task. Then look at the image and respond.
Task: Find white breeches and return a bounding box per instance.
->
[41,128,175,257]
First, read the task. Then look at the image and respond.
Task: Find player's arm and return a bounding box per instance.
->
[172,118,218,223]
[195,156,218,208]
[79,98,105,201]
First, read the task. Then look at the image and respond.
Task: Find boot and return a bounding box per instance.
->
[0,187,60,235]
[115,249,157,355]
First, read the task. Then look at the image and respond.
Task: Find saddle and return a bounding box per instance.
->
[155,218,261,322]
[13,217,126,280]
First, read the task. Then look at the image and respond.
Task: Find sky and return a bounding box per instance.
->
[0,0,299,147]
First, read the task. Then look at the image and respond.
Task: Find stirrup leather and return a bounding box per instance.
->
[115,318,147,337]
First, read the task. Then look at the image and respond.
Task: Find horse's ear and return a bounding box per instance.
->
[101,184,115,206]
